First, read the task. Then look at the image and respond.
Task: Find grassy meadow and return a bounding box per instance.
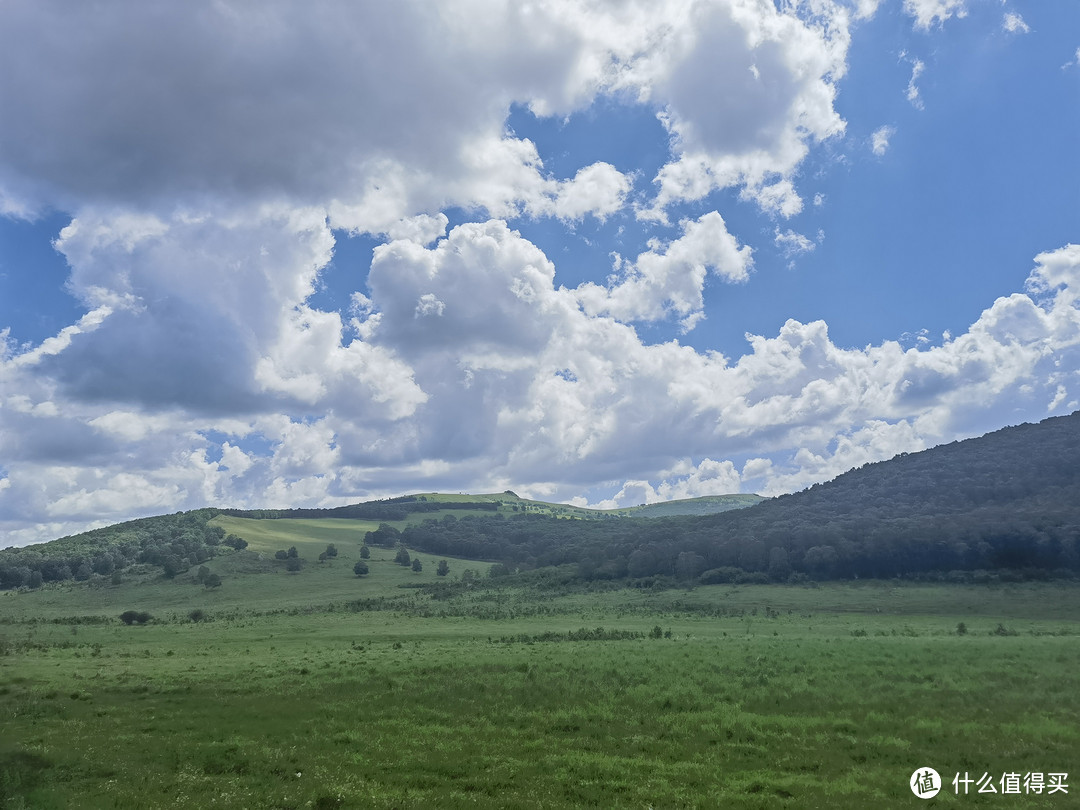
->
[2,518,1079,808]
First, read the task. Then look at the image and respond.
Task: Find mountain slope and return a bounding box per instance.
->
[393,412,1080,581]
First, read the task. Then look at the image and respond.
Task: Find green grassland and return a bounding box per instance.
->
[2,517,1079,808]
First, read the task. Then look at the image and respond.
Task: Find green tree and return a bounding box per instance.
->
[359,545,370,559]
[223,534,248,550]
[275,550,288,560]
[287,546,299,559]
[163,555,186,578]
[436,559,450,577]
[286,558,302,573]
[353,560,369,577]
[675,551,705,583]
[394,547,411,567]
[365,523,401,548]
[411,558,423,572]
[324,544,338,558]
[204,573,222,588]
[768,546,792,581]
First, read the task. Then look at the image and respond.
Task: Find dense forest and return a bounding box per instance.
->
[380,412,1080,584]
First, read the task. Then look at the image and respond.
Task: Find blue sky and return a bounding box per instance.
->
[1,0,1078,546]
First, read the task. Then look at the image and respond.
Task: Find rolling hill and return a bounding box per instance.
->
[2,411,1078,590]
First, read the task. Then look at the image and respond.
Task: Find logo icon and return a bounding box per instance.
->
[911,767,941,798]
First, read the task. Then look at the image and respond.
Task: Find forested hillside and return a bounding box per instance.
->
[393,412,1080,583]
[0,510,246,590]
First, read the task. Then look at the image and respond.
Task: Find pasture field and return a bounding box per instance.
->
[1,527,1079,808]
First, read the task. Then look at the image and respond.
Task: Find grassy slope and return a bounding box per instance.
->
[221,490,767,524]
[2,536,1079,809]
[0,518,492,621]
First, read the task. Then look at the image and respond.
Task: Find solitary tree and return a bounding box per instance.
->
[359,545,370,559]
[286,558,302,573]
[353,560,369,577]
[324,544,338,558]
[204,573,222,588]
[436,559,450,577]
[394,547,411,567]
[411,558,423,572]
[287,546,299,559]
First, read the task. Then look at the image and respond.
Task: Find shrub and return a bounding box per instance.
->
[286,558,302,573]
[275,550,288,560]
[735,571,770,585]
[204,573,222,588]
[120,610,152,626]
[189,609,207,623]
[699,567,742,585]
[436,559,450,577]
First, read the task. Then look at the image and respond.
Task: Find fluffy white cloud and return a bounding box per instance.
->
[1002,12,1030,35]
[871,125,896,156]
[774,228,819,261]
[575,212,752,328]
[3,222,1080,542]
[0,0,854,229]
[905,57,925,109]
[903,0,968,30]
